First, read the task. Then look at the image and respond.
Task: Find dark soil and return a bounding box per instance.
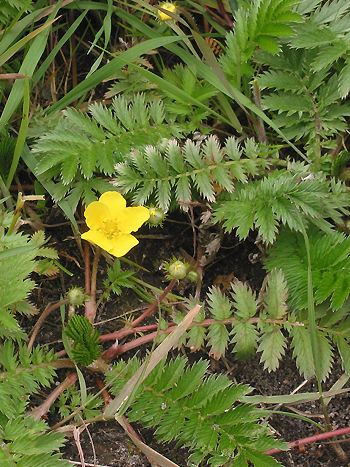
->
[28,206,350,467]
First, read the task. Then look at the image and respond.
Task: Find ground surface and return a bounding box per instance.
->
[29,206,350,466]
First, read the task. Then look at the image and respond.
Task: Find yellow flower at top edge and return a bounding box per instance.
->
[158,1,177,21]
[81,192,150,258]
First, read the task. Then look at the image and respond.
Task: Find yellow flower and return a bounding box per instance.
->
[158,1,177,21]
[81,192,150,257]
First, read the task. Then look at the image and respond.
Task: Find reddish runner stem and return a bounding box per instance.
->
[130,279,177,327]
[85,247,101,323]
[266,426,350,456]
[83,241,91,295]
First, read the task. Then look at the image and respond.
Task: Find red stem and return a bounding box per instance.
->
[83,241,91,295]
[266,427,350,456]
[216,0,234,28]
[130,279,177,327]
[100,317,303,343]
[99,322,176,342]
[85,247,101,323]
[101,316,303,360]
[103,328,173,360]
[96,378,112,406]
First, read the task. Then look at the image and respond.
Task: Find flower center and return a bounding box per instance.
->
[99,219,121,239]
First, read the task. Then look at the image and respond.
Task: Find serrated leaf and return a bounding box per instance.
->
[231,281,257,319]
[291,326,315,378]
[208,323,230,359]
[334,336,350,374]
[258,328,287,372]
[338,59,350,99]
[231,322,259,359]
[264,269,288,319]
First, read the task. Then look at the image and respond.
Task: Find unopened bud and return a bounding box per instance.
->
[148,207,166,226]
[167,260,188,280]
[67,287,86,306]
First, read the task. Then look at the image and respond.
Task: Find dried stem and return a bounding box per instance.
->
[216,0,234,28]
[30,372,77,420]
[28,299,69,351]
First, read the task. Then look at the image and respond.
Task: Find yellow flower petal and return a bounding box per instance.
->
[99,191,126,217]
[81,229,114,252]
[84,201,110,230]
[108,234,139,257]
[118,206,150,233]
[158,2,177,21]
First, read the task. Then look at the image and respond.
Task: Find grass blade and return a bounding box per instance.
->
[47,35,184,112]
[6,78,30,188]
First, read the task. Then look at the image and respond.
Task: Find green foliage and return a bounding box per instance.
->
[292,0,350,98]
[0,132,16,179]
[214,169,348,243]
[251,0,350,153]
[0,0,32,25]
[32,94,189,210]
[0,213,58,340]
[0,416,69,466]
[265,227,350,310]
[113,136,268,212]
[220,0,301,87]
[161,64,217,125]
[0,341,56,420]
[165,271,350,380]
[102,259,136,298]
[64,315,101,366]
[107,64,217,128]
[257,49,350,145]
[57,385,103,422]
[106,356,286,466]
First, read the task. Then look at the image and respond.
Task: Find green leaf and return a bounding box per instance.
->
[264,269,288,319]
[48,36,184,112]
[231,281,257,319]
[231,322,259,359]
[258,328,287,372]
[334,336,350,374]
[338,59,350,99]
[291,327,315,379]
[208,323,230,359]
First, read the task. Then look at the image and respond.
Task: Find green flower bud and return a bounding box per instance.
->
[148,207,166,226]
[168,260,188,280]
[67,287,86,306]
[187,270,199,283]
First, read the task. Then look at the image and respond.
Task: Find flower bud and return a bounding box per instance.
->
[167,260,188,280]
[67,287,86,306]
[187,270,199,283]
[148,207,166,226]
